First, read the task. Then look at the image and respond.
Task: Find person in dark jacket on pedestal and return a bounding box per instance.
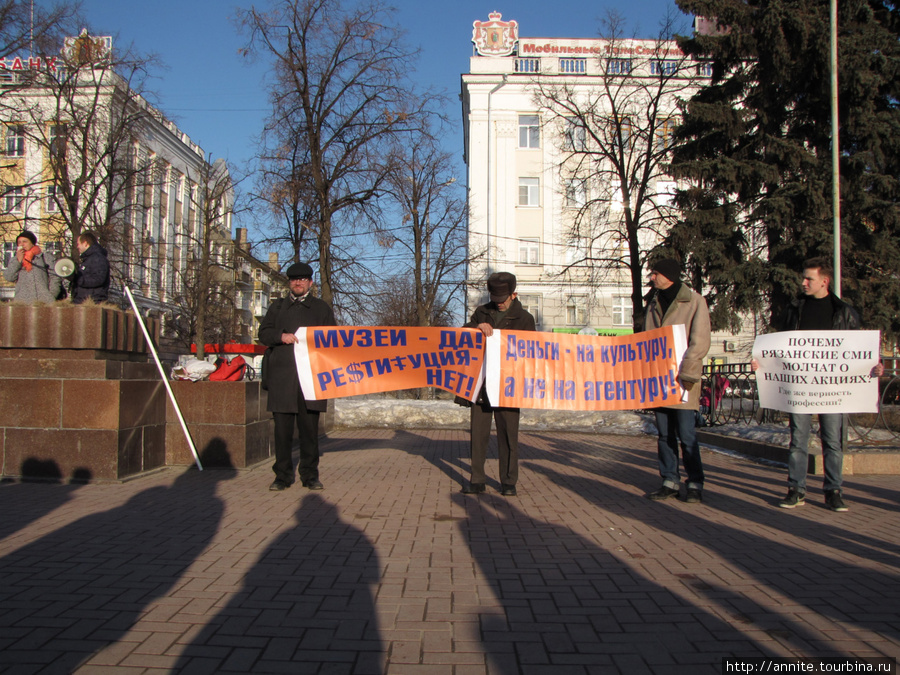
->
[460,272,536,497]
[71,231,110,304]
[258,262,337,492]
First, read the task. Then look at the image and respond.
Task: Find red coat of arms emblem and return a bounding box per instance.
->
[472,12,518,57]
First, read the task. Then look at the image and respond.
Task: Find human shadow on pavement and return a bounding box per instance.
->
[0,459,92,541]
[325,427,474,488]
[452,491,772,674]
[534,432,900,571]
[0,444,235,674]
[173,492,384,674]
[524,438,900,651]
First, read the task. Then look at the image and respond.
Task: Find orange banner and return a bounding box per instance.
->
[484,326,687,411]
[295,326,485,400]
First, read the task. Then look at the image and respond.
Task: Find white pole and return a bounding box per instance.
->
[123,285,203,470]
[830,0,841,298]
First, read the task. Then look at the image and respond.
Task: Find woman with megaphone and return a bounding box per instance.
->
[3,230,61,303]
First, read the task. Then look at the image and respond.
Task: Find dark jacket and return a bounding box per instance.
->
[258,294,337,413]
[465,297,536,332]
[71,244,110,304]
[459,297,536,406]
[778,293,861,332]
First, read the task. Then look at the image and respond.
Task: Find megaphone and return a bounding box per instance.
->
[54,257,76,278]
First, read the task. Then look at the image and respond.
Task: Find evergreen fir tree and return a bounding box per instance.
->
[667,0,900,340]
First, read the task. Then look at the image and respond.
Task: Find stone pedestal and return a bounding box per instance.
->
[166,381,273,469]
[0,304,166,481]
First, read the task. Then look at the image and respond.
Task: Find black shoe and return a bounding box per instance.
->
[682,488,702,504]
[778,489,806,509]
[825,490,848,512]
[462,482,486,494]
[303,479,324,490]
[500,484,517,497]
[648,486,680,501]
[269,479,290,491]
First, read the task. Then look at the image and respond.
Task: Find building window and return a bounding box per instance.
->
[519,238,540,265]
[518,294,542,326]
[3,185,24,213]
[612,295,632,326]
[518,177,540,206]
[3,241,16,267]
[518,115,540,149]
[49,124,67,158]
[566,295,588,325]
[5,125,24,157]
[565,179,587,209]
[698,61,714,77]
[606,59,632,75]
[651,60,679,76]
[563,117,587,151]
[559,57,586,74]
[46,185,60,213]
[654,118,677,151]
[515,58,540,73]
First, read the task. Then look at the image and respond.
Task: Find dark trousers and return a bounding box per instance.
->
[470,400,520,485]
[272,396,320,484]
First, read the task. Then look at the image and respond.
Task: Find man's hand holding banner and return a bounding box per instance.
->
[291,325,688,412]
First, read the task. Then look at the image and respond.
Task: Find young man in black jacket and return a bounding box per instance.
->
[461,272,536,497]
[71,232,110,304]
[757,257,883,512]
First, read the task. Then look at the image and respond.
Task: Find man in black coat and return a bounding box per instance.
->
[71,231,110,304]
[258,262,337,491]
[461,272,536,497]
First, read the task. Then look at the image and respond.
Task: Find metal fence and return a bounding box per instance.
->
[699,361,900,446]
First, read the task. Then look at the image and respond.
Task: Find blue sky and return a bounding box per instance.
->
[75,0,688,229]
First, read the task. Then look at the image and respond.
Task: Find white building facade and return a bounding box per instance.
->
[0,33,281,348]
[461,14,748,360]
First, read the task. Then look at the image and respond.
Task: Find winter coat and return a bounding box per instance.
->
[464,297,536,332]
[3,250,61,303]
[643,283,711,411]
[71,244,110,304]
[778,293,861,332]
[459,297,536,406]
[257,294,337,413]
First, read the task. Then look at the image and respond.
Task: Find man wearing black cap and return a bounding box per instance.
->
[258,262,336,492]
[643,258,711,503]
[460,271,536,497]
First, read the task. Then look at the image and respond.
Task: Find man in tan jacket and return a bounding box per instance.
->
[642,258,711,504]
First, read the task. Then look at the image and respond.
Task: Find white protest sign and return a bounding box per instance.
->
[752,331,881,414]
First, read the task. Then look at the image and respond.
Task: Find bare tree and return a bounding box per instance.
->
[533,10,700,330]
[0,0,79,67]
[167,158,237,359]
[238,0,438,315]
[371,132,468,327]
[0,30,164,270]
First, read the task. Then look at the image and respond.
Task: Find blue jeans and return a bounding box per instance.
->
[788,413,844,493]
[654,408,705,490]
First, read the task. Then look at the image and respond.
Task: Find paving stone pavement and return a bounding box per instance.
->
[1,429,899,674]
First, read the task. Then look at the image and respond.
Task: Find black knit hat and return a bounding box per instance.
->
[16,230,37,245]
[487,272,517,303]
[286,262,314,279]
[650,258,681,283]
